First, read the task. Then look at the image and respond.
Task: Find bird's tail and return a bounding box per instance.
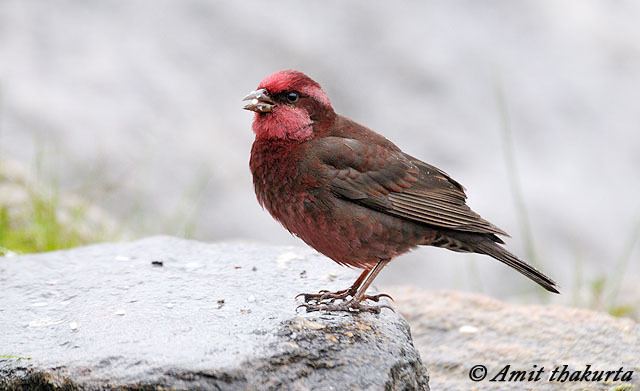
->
[473,240,559,294]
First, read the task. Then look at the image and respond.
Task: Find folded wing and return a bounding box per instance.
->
[313,137,508,238]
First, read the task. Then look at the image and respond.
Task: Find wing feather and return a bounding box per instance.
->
[312,137,508,237]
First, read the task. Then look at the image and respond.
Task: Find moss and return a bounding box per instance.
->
[608,305,637,319]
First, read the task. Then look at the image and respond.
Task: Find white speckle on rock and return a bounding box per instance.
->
[166,303,175,309]
[247,295,256,303]
[276,251,302,269]
[31,302,48,308]
[115,255,131,261]
[69,321,79,331]
[184,262,202,270]
[458,325,479,334]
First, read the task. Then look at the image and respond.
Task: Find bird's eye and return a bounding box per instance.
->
[286,92,299,103]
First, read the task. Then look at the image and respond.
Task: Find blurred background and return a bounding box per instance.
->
[1,0,638,316]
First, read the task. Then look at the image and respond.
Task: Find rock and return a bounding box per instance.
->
[390,287,640,391]
[0,237,429,390]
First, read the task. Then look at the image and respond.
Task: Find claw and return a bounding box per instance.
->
[296,304,310,313]
[379,304,395,313]
[295,293,312,302]
[297,303,320,313]
[364,293,395,302]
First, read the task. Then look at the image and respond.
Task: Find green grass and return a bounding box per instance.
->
[0,188,88,254]
[494,79,547,302]
[606,217,640,313]
[493,76,638,319]
[1,144,117,255]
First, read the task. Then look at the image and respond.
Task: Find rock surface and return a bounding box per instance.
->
[391,287,640,391]
[0,237,428,390]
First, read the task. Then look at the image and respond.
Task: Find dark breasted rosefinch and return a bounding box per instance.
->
[244,70,558,313]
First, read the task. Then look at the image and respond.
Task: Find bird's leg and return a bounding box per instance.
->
[298,260,394,313]
[296,268,370,304]
[350,260,394,308]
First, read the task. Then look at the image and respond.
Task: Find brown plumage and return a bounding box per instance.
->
[244,70,558,313]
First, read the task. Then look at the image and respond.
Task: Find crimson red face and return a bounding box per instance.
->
[243,70,334,141]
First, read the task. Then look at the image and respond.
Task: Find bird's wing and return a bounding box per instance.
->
[312,137,508,237]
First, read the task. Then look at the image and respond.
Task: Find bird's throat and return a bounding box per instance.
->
[252,106,313,141]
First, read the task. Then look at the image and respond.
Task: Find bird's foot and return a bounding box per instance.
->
[296,289,394,304]
[296,290,394,305]
[295,288,352,304]
[297,298,394,314]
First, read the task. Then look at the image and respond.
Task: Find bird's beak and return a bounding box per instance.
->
[243,88,275,113]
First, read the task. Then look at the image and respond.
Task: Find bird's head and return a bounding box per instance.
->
[243,70,334,141]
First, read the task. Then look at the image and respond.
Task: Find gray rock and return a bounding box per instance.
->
[391,287,639,391]
[0,237,429,390]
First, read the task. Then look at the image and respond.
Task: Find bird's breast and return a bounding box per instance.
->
[248,139,428,268]
[249,140,325,226]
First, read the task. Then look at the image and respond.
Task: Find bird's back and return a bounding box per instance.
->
[319,115,398,149]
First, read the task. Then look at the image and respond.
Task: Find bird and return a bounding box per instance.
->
[243,70,558,313]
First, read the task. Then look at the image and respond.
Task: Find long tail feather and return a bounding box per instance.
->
[474,241,559,294]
